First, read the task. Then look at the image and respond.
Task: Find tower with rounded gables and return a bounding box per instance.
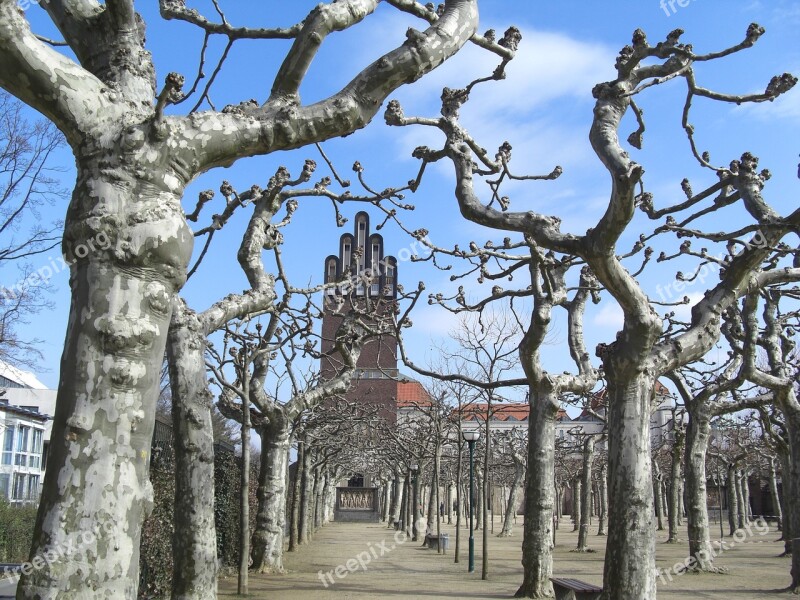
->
[320,211,399,419]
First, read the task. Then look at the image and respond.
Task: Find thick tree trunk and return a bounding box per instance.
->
[575,437,596,552]
[166,304,218,600]
[251,422,290,573]
[390,471,402,528]
[516,389,558,598]
[683,413,719,570]
[18,172,192,599]
[602,373,657,600]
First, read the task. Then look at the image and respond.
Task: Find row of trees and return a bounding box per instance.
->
[0,2,797,600]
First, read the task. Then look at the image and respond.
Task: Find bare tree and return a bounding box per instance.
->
[386,24,798,598]
[0,91,65,366]
[0,1,517,594]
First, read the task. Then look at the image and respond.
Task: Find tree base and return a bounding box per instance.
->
[514,583,555,598]
[570,547,596,554]
[685,564,729,574]
[497,531,513,538]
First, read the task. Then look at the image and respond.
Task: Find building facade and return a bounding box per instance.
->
[0,361,57,505]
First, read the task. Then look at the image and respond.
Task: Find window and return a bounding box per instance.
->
[12,473,25,500]
[326,260,337,295]
[16,425,29,453]
[0,473,8,499]
[343,242,351,268]
[27,474,39,500]
[32,429,43,454]
[384,265,395,296]
[2,426,13,465]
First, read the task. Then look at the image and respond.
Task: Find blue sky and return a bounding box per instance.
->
[3,0,799,394]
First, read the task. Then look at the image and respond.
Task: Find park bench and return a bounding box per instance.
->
[550,577,603,600]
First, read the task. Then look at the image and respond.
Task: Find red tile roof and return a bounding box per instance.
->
[396,379,433,407]
[458,403,569,422]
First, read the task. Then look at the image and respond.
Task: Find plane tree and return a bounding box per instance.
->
[385,24,798,598]
[0,0,519,595]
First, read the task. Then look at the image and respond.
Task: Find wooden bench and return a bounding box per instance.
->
[550,577,603,600]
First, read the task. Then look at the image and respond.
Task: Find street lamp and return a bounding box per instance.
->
[462,428,480,573]
[410,463,419,541]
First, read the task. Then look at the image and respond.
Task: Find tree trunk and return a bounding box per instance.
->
[18,173,192,598]
[740,470,750,526]
[602,373,657,599]
[499,456,524,537]
[683,413,719,570]
[166,304,218,600]
[575,436,595,552]
[653,462,665,532]
[299,443,313,544]
[666,433,683,543]
[780,451,792,554]
[238,395,251,595]
[475,469,483,530]
[769,459,783,532]
[250,422,290,573]
[455,436,463,564]
[734,469,745,530]
[784,407,800,591]
[572,479,582,533]
[727,463,739,536]
[516,389,558,598]
[597,464,607,536]
[288,442,303,552]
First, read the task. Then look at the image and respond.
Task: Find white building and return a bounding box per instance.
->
[0,361,57,505]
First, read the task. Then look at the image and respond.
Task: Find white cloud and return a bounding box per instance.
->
[592,302,624,330]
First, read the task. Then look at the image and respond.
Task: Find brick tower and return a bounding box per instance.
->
[320,211,399,421]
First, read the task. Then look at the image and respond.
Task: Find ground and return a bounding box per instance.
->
[219,517,793,599]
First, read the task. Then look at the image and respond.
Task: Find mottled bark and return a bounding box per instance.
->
[299,443,313,544]
[572,479,581,533]
[666,430,684,543]
[251,423,290,573]
[682,414,719,569]
[167,303,218,600]
[603,373,657,600]
[515,388,558,598]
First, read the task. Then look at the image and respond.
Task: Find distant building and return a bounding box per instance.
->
[0,361,57,504]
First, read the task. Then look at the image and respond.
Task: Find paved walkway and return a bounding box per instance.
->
[218,517,794,599]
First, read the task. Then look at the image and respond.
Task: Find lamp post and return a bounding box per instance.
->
[410,463,419,541]
[462,429,480,573]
